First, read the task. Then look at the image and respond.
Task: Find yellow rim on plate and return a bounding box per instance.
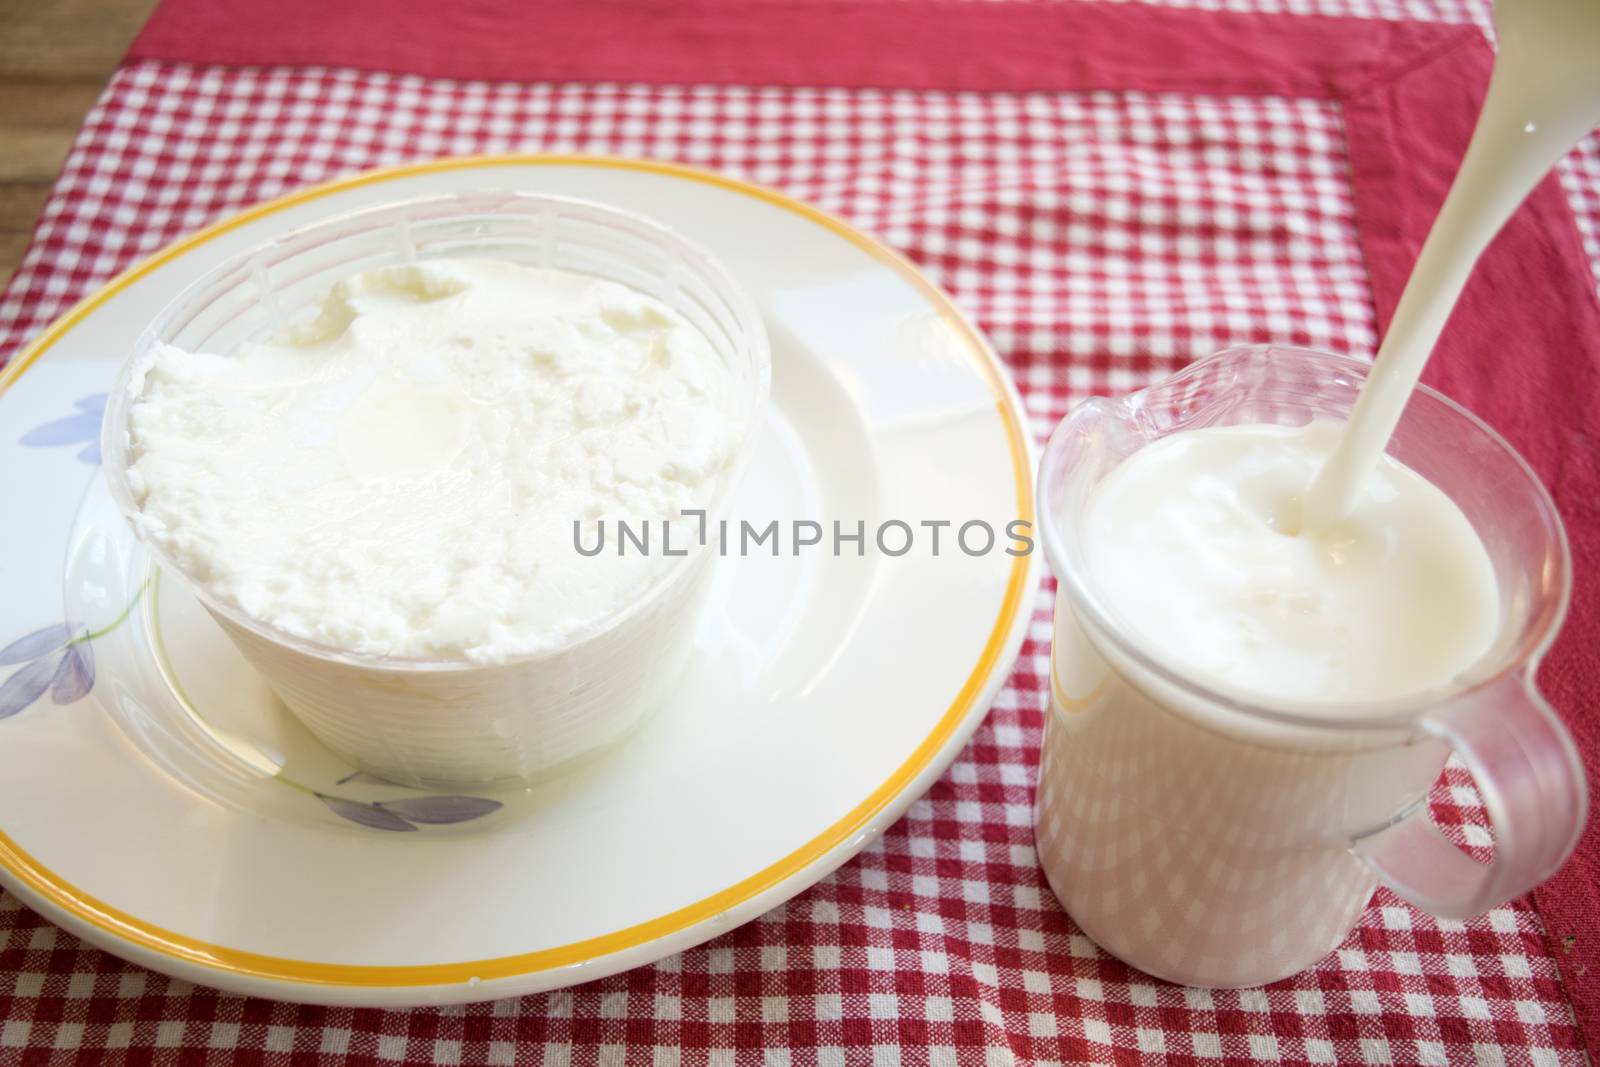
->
[0,154,1034,988]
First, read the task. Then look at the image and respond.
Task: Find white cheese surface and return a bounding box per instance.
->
[125,259,740,662]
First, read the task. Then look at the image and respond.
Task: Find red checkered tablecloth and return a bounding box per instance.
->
[2,0,1598,1063]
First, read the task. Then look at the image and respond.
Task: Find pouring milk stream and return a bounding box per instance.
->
[1305,0,1600,528]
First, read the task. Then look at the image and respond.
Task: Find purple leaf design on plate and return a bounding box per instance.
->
[0,654,64,720]
[335,770,403,787]
[20,393,107,465]
[0,623,74,666]
[51,641,95,704]
[377,796,503,824]
[20,412,100,446]
[316,793,417,831]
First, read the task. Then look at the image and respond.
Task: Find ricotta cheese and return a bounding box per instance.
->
[124,259,740,663]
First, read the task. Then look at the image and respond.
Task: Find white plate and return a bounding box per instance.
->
[0,156,1038,1006]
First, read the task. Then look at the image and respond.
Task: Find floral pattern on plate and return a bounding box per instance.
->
[0,580,145,718]
[0,623,95,718]
[20,393,107,465]
[315,771,504,831]
[0,611,504,830]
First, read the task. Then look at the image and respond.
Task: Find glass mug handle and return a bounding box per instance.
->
[1352,676,1588,921]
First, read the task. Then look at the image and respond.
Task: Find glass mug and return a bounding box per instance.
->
[1033,344,1586,988]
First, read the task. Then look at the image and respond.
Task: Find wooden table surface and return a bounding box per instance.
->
[0,0,160,288]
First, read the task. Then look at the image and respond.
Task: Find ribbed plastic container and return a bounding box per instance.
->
[102,191,770,789]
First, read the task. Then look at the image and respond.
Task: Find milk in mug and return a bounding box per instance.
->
[1030,353,1548,988]
[1079,421,1498,705]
